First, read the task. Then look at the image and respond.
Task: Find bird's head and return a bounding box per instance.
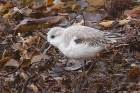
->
[47,27,65,47]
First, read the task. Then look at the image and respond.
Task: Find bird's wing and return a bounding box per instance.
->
[63,26,112,46]
[73,37,111,46]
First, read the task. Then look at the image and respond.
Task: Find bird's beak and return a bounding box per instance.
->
[47,41,50,44]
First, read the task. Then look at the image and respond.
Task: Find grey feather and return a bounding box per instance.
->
[62,26,114,46]
[74,37,111,46]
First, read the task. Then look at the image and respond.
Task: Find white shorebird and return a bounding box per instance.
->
[47,26,123,60]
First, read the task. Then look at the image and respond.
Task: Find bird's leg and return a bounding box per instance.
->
[87,58,95,75]
[83,60,86,72]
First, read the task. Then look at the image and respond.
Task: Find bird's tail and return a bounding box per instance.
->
[103,32,124,42]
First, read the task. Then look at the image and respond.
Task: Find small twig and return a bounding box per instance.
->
[21,74,37,93]
[39,41,48,53]
[36,83,45,93]
[36,31,47,40]
[69,8,86,22]
[69,12,81,22]
[43,44,52,54]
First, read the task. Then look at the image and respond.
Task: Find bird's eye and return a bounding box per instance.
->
[51,35,55,38]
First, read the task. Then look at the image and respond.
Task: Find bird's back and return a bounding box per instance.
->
[62,26,111,47]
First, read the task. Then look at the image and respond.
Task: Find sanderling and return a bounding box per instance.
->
[47,26,123,60]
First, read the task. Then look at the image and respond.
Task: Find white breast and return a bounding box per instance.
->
[58,37,106,60]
